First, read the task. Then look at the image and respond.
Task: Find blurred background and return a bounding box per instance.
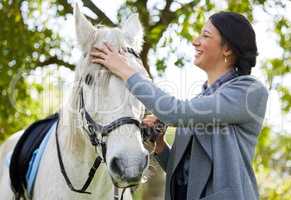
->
[0,0,290,199]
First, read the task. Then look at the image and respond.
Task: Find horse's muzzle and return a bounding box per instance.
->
[109,153,149,185]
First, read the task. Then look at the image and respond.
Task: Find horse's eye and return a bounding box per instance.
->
[85,74,94,85]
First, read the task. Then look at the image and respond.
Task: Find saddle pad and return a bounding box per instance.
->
[26,121,57,197]
[9,113,59,198]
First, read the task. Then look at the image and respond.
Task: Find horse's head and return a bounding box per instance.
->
[73,5,149,187]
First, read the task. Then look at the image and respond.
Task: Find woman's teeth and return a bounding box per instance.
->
[195,49,202,57]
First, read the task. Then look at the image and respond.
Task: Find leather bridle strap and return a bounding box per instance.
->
[79,87,141,147]
[114,187,127,200]
[122,47,141,59]
[55,120,103,194]
[82,106,141,137]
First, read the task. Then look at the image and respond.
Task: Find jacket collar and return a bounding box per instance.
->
[202,68,238,95]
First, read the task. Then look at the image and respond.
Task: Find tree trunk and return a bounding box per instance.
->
[141,42,152,78]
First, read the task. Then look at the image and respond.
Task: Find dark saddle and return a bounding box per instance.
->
[9,113,59,199]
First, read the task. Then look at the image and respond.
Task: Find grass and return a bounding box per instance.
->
[165,127,176,146]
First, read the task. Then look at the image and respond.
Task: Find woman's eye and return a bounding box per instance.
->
[85,74,94,85]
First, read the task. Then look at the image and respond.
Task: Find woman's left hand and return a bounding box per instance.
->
[90,43,137,80]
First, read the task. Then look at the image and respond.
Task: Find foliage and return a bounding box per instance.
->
[254,126,291,200]
[0,0,74,141]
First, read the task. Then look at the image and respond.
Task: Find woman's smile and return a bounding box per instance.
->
[194,49,203,58]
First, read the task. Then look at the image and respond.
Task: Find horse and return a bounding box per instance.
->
[0,4,150,200]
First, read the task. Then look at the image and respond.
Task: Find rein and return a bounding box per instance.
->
[55,120,103,194]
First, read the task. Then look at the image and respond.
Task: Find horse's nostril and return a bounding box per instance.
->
[110,157,123,175]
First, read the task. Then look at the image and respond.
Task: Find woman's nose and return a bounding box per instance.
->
[192,36,200,47]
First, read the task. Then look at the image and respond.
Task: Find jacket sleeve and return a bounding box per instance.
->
[126,72,268,126]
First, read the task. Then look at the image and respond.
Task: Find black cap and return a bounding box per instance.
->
[210,12,258,75]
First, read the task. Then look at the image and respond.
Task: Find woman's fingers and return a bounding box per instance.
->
[91,43,122,60]
[143,117,154,124]
[91,58,106,65]
[104,42,115,52]
[143,120,155,127]
[91,43,117,59]
[143,115,160,127]
[93,45,110,55]
[90,51,106,60]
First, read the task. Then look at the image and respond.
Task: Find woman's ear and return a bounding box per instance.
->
[222,44,237,65]
[222,44,233,57]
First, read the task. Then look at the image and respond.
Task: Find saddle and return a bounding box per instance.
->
[9,113,59,199]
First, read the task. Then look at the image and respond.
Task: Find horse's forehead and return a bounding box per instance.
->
[94,27,124,45]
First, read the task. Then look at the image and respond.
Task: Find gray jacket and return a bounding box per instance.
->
[126,72,268,200]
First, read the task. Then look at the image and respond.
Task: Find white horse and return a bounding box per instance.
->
[0,5,149,200]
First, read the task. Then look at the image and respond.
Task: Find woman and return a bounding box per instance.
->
[90,12,268,200]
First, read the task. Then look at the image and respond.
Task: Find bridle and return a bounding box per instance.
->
[55,47,146,200]
[78,86,143,161]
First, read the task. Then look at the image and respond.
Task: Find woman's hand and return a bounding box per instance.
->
[90,43,137,80]
[142,115,167,154]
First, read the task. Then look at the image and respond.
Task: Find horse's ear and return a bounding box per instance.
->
[74,4,96,52]
[121,14,144,53]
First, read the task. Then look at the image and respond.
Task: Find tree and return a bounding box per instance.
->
[0,0,76,141]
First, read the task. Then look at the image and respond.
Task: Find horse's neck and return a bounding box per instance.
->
[58,108,94,159]
[56,107,119,198]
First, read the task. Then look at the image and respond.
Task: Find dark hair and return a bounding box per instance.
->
[209,11,258,75]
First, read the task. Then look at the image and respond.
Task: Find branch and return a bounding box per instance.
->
[37,56,75,70]
[149,0,199,43]
[55,0,73,15]
[165,0,173,11]
[82,0,116,26]
[127,0,150,28]
[173,0,199,14]
[152,0,174,28]
[173,0,184,7]
[147,0,175,44]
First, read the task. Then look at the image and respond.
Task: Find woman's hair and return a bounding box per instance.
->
[209,11,258,75]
